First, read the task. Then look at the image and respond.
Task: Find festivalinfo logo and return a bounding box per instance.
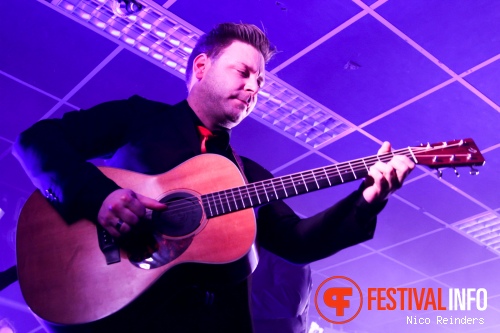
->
[315,276,488,326]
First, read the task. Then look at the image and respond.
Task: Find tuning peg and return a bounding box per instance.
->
[437,169,443,178]
[470,167,480,176]
[454,168,460,177]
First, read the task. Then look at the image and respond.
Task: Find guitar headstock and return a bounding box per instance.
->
[412,138,485,174]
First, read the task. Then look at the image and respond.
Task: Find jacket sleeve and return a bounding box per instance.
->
[12,95,152,223]
[242,157,386,264]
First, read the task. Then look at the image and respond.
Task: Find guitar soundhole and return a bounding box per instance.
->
[152,191,203,238]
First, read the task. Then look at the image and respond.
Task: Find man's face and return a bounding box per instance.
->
[196,40,265,129]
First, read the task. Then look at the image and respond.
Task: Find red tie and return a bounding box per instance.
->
[197,126,213,153]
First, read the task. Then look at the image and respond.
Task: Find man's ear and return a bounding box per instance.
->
[192,53,209,80]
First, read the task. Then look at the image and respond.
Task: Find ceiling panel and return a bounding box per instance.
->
[0,154,36,194]
[444,149,500,210]
[231,117,309,171]
[276,14,450,125]
[465,58,500,110]
[0,0,118,98]
[489,296,500,310]
[363,81,500,150]
[320,131,384,162]
[0,75,58,142]
[0,185,25,269]
[168,0,363,70]
[396,176,487,224]
[311,243,373,271]
[1,0,499,332]
[360,0,379,5]
[0,142,11,160]
[377,0,500,74]
[436,258,500,295]
[364,197,444,250]
[321,253,426,288]
[382,229,497,276]
[68,49,189,109]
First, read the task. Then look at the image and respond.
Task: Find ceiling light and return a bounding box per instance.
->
[42,0,353,148]
[111,0,143,17]
[455,213,500,254]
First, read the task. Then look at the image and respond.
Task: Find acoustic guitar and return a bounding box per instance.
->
[16,138,484,329]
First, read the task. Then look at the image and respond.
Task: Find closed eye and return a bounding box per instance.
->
[238,69,249,78]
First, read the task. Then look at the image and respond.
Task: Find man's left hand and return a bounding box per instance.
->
[362,141,415,204]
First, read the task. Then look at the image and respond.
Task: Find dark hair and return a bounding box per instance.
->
[185,23,276,84]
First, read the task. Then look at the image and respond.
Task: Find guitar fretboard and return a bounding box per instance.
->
[200,148,414,218]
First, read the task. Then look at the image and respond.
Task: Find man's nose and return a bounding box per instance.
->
[244,78,260,94]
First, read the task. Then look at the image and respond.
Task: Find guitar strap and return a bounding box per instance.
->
[230,145,249,185]
[97,224,121,264]
[0,265,18,291]
[229,145,255,307]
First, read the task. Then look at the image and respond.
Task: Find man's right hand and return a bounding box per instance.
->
[98,189,167,237]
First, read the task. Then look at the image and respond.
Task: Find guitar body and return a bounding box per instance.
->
[16,154,257,329]
[15,138,485,332]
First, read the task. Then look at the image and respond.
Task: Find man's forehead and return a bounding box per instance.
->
[236,61,265,74]
[220,41,265,65]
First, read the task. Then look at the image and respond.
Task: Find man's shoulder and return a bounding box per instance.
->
[127,95,176,110]
[239,155,262,168]
[239,156,274,182]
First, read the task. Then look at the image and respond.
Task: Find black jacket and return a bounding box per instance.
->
[13,95,383,332]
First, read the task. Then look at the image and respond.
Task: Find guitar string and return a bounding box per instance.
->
[161,145,470,215]
[159,143,472,215]
[161,143,476,212]
[202,144,475,209]
[157,150,404,214]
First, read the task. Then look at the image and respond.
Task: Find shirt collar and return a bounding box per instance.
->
[178,100,232,151]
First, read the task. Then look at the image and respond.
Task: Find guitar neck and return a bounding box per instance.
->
[201,138,485,218]
[201,148,410,218]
